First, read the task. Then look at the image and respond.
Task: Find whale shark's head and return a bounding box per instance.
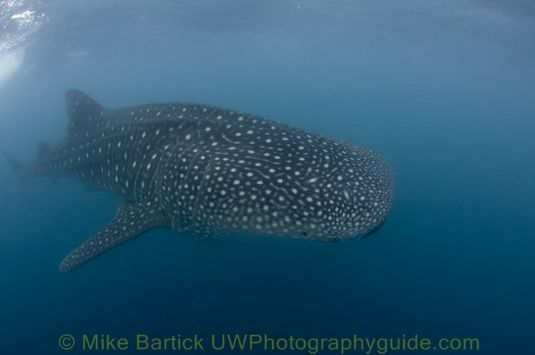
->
[277,142,394,242]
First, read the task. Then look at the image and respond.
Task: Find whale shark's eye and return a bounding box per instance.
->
[301,231,309,236]
[330,237,342,243]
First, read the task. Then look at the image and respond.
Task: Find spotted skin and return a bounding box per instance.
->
[17,90,394,272]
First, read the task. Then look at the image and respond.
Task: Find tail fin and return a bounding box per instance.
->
[0,146,27,179]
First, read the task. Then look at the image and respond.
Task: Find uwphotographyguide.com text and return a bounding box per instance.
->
[58,333,480,353]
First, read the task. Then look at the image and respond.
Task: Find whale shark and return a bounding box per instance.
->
[4,90,394,272]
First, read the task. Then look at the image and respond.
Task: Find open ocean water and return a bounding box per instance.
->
[1,1,534,354]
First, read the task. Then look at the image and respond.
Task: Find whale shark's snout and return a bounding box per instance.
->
[276,145,393,242]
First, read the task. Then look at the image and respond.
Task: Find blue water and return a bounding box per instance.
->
[1,1,534,354]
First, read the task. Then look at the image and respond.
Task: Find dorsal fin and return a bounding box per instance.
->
[66,89,106,136]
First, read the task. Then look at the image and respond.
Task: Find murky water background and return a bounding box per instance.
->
[1,1,534,353]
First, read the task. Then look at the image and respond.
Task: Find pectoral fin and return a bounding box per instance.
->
[59,199,168,272]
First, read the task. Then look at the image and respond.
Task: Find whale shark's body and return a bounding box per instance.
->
[6,90,393,272]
